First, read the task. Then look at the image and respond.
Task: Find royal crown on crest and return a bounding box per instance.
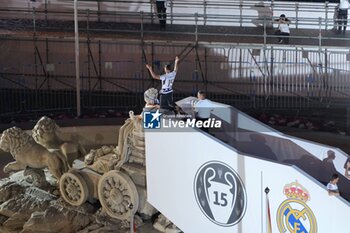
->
[283,181,310,202]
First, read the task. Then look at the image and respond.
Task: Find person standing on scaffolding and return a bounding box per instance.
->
[337,0,349,32]
[146,56,180,111]
[155,0,167,29]
[274,14,291,44]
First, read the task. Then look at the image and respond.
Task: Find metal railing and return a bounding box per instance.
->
[9,0,339,27]
[0,4,349,48]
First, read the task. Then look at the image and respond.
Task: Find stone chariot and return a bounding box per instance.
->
[59,111,155,221]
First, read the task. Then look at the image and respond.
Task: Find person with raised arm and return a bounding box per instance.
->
[146,56,180,111]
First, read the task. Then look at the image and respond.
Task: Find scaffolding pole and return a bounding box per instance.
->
[74,0,81,117]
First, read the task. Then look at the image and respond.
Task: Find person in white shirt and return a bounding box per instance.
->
[192,91,213,132]
[193,91,212,119]
[146,56,179,110]
[274,14,291,44]
[327,174,340,196]
[338,0,350,31]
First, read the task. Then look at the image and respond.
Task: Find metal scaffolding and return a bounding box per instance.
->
[0,0,349,120]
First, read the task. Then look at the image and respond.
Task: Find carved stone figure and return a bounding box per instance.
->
[114,110,146,168]
[0,127,68,180]
[32,116,87,168]
[84,145,118,173]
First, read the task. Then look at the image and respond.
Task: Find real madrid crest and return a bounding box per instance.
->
[277,181,317,233]
[193,161,247,227]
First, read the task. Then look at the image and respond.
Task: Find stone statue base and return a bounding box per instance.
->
[0,171,179,233]
[153,214,182,233]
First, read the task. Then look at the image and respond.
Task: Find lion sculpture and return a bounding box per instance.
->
[0,127,68,180]
[32,116,87,168]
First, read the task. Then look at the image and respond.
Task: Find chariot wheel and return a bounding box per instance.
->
[59,170,89,206]
[98,170,139,220]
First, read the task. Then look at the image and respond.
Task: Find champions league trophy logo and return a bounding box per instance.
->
[194,161,247,227]
[204,167,237,224]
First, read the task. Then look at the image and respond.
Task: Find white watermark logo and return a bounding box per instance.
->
[143,111,222,130]
[143,110,162,129]
[162,118,221,128]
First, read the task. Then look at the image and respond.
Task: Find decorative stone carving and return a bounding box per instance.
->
[153,214,182,233]
[89,154,119,174]
[32,116,87,168]
[97,170,139,220]
[85,145,116,165]
[23,167,50,188]
[113,111,137,168]
[113,111,146,168]
[0,127,68,180]
[38,108,161,232]
[59,170,89,206]
[153,214,172,232]
[0,89,181,232]
[85,146,119,174]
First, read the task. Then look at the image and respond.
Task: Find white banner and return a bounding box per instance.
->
[145,128,349,233]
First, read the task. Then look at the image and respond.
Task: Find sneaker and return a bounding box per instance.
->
[278,40,284,44]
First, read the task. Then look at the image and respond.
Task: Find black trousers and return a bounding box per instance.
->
[156,1,167,28]
[196,117,209,133]
[275,31,290,44]
[338,9,348,31]
[160,92,174,110]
